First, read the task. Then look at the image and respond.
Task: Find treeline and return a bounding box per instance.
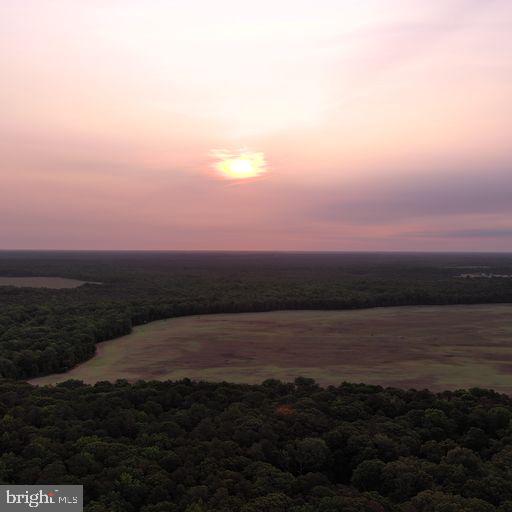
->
[1,252,512,379]
[2,378,512,511]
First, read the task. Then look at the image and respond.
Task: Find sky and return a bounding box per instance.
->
[1,0,511,251]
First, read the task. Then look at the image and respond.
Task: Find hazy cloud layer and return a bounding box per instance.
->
[406,229,512,239]
[312,169,512,223]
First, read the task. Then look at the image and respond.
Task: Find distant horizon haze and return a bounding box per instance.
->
[1,249,512,256]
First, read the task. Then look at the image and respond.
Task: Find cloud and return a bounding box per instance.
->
[405,228,512,239]
[311,168,512,224]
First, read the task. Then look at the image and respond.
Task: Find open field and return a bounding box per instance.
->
[0,276,99,288]
[30,304,512,392]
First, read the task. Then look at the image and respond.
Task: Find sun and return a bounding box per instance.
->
[227,158,254,178]
[213,150,267,180]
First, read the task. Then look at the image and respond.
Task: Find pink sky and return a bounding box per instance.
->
[1,0,512,251]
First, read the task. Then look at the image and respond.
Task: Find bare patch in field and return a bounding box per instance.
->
[29,304,512,393]
[0,276,100,289]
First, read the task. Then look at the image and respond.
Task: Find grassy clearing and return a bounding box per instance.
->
[29,304,512,392]
[0,276,98,288]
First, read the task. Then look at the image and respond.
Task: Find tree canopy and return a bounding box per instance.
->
[1,379,512,511]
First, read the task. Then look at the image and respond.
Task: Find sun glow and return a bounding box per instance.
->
[213,150,267,180]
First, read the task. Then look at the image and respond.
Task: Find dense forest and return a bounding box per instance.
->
[1,251,512,380]
[3,378,512,511]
